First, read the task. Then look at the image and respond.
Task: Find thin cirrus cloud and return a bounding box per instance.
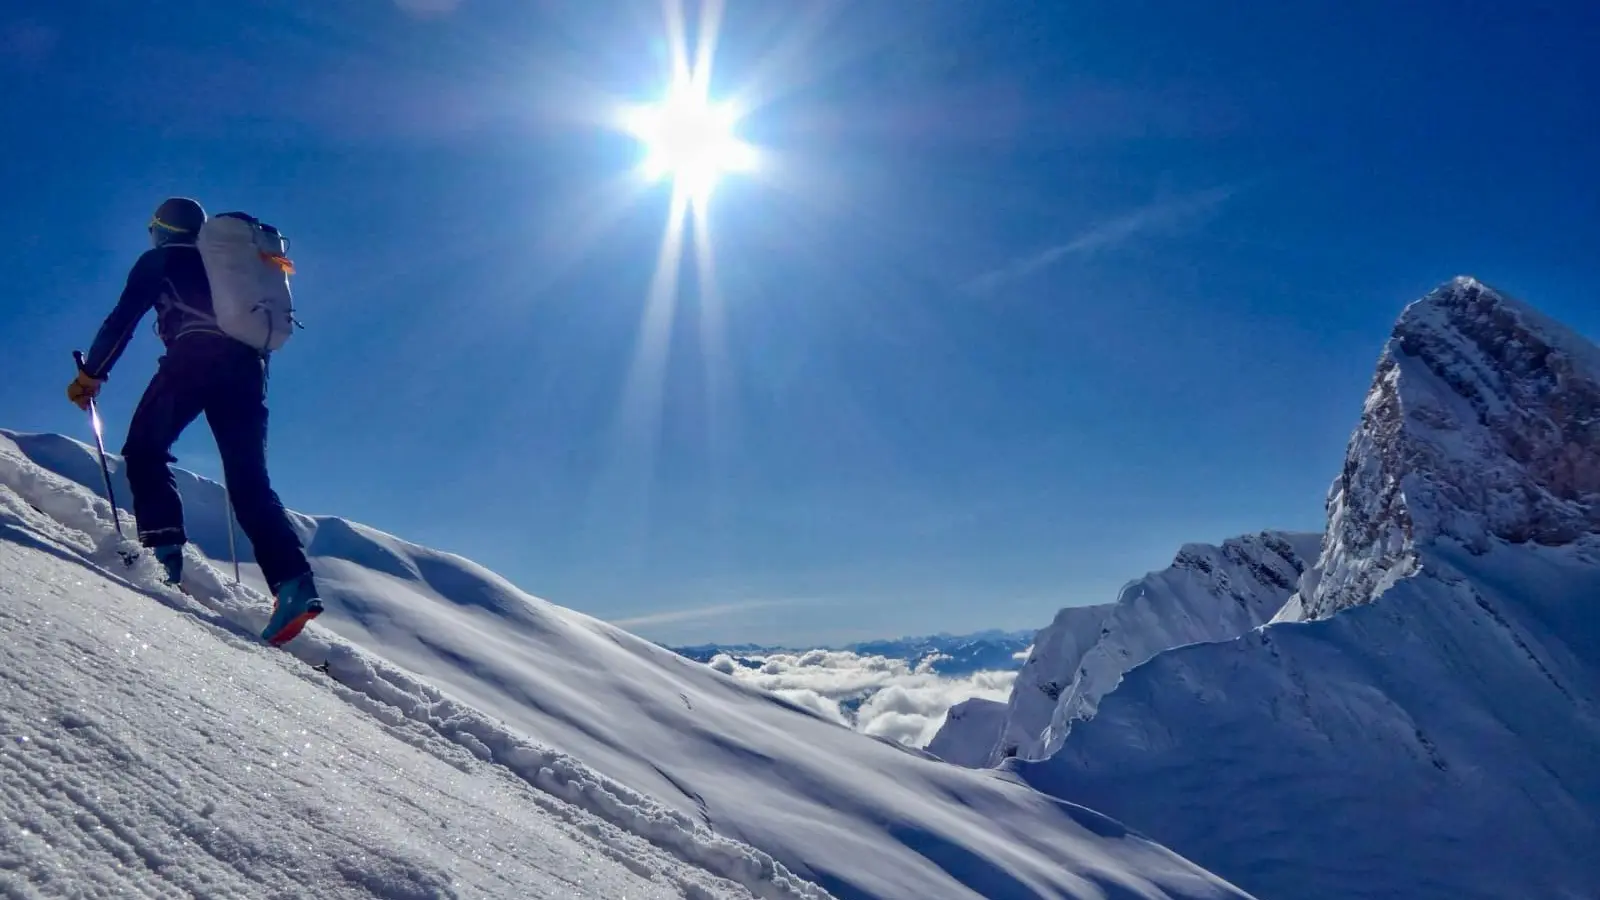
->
[609,597,820,629]
[963,185,1236,295]
[393,0,464,17]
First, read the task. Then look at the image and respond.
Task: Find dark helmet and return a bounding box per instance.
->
[148,197,207,245]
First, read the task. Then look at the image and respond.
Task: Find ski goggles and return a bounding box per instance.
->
[148,216,190,236]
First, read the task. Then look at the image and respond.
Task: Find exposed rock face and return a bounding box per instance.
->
[1283,276,1600,623]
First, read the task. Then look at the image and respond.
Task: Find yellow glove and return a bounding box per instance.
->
[67,370,103,411]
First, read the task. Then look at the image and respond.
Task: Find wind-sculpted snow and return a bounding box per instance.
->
[1018,540,1600,900]
[0,431,1248,900]
[985,532,1316,764]
[988,603,1112,764]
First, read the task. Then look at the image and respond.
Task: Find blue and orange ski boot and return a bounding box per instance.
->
[261,572,323,647]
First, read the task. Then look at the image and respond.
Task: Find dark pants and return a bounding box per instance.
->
[122,334,309,593]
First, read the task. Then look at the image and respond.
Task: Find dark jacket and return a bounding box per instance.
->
[81,243,224,380]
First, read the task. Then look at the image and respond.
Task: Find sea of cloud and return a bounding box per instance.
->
[709,648,1019,747]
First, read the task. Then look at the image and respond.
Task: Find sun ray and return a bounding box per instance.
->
[664,0,693,89]
[587,184,692,550]
[691,186,732,532]
[691,0,724,93]
[592,0,769,548]
[619,183,691,454]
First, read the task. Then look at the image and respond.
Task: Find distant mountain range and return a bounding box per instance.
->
[669,628,1037,675]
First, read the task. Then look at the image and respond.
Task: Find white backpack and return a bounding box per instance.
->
[195,212,298,352]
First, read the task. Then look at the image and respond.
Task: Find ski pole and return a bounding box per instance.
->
[73,351,135,563]
[225,487,241,584]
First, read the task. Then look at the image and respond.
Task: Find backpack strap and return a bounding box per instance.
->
[166,298,218,325]
[154,242,225,341]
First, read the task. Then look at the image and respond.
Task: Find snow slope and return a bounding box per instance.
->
[982,532,1316,765]
[1019,540,1600,900]
[0,432,1247,900]
[1011,278,1600,900]
[0,494,782,898]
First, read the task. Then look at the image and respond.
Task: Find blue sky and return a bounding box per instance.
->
[3,1,1598,646]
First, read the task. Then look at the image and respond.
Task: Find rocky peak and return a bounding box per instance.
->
[1286,276,1600,622]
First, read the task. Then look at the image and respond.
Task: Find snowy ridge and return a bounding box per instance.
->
[0,437,829,900]
[0,431,1249,900]
[1009,278,1600,900]
[1283,276,1600,622]
[1019,538,1600,900]
[987,603,1112,764]
[988,532,1316,764]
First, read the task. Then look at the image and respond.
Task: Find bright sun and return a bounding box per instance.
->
[586,0,777,516]
[622,79,756,205]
